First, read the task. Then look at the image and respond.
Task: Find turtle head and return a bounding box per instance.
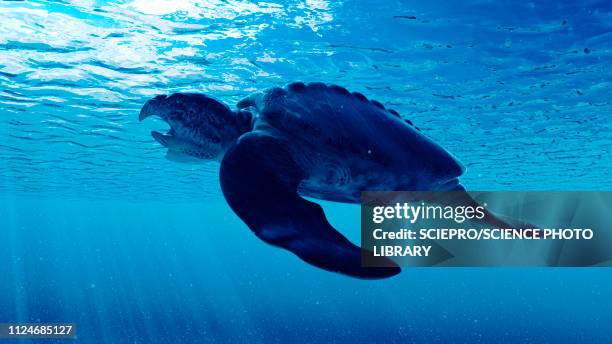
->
[139,93,252,161]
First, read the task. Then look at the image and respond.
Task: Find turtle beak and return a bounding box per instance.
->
[151,130,172,147]
[139,94,168,122]
[139,95,176,148]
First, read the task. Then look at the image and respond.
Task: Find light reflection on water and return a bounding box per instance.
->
[1,0,611,200]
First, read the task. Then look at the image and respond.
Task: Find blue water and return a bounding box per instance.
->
[1,0,611,343]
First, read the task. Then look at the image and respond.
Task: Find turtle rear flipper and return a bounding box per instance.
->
[220,132,400,279]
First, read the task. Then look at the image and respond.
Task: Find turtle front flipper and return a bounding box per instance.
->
[220,132,401,279]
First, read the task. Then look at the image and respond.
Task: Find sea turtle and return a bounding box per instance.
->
[138,82,489,278]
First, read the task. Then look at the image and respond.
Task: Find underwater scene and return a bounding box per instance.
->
[1,0,611,343]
